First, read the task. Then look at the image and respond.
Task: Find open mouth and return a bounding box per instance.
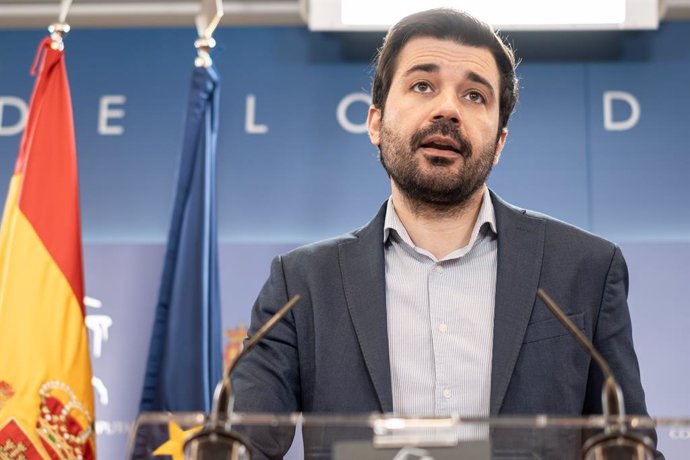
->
[419,136,461,155]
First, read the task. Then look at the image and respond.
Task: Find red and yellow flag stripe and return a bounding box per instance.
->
[0,38,95,459]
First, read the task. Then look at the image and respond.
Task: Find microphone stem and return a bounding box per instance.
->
[536,289,625,419]
[209,294,301,427]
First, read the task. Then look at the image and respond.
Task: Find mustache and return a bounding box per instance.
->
[410,120,471,158]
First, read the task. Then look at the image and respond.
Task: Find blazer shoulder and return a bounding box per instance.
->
[281,231,357,263]
[492,191,619,257]
[279,201,387,267]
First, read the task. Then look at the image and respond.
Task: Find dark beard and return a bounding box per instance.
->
[379,118,497,216]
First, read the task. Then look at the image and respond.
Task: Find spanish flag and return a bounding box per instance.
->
[0,38,95,459]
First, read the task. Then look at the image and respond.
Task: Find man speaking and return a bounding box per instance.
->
[233,7,650,458]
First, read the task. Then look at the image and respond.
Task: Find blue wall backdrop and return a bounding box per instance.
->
[1,23,689,458]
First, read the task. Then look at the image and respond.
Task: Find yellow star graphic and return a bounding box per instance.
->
[153,421,203,460]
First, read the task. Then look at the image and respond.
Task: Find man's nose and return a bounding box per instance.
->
[432,91,461,124]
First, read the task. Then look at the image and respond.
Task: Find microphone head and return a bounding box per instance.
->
[183,426,252,460]
[583,430,657,460]
[182,295,300,459]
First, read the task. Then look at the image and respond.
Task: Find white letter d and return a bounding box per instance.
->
[603,91,640,131]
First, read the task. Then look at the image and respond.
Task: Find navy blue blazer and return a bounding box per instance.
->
[233,192,649,456]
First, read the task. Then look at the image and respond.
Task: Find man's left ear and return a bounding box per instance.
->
[493,128,508,165]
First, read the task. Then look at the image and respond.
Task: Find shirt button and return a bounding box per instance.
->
[439,323,448,333]
[434,265,443,273]
[442,389,451,399]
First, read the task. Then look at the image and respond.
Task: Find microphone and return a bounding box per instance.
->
[183,294,301,460]
[536,289,656,460]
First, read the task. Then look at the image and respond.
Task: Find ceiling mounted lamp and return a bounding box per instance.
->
[303,0,660,31]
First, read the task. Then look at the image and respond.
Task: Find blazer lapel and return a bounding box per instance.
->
[490,192,545,415]
[339,203,393,412]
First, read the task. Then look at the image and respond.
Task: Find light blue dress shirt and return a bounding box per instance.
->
[383,188,498,423]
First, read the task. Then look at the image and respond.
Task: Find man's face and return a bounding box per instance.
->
[367,37,507,208]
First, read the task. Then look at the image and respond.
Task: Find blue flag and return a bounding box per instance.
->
[139,65,222,413]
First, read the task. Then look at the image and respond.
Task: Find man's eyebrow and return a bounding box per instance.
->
[402,63,439,77]
[467,71,496,98]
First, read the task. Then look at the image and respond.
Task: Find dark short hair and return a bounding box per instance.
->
[371,8,519,132]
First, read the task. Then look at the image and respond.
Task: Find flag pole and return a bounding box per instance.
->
[194,0,224,68]
[48,0,73,50]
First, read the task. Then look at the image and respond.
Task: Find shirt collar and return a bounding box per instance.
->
[383,188,497,255]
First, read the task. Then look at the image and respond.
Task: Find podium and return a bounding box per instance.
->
[126,412,687,459]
